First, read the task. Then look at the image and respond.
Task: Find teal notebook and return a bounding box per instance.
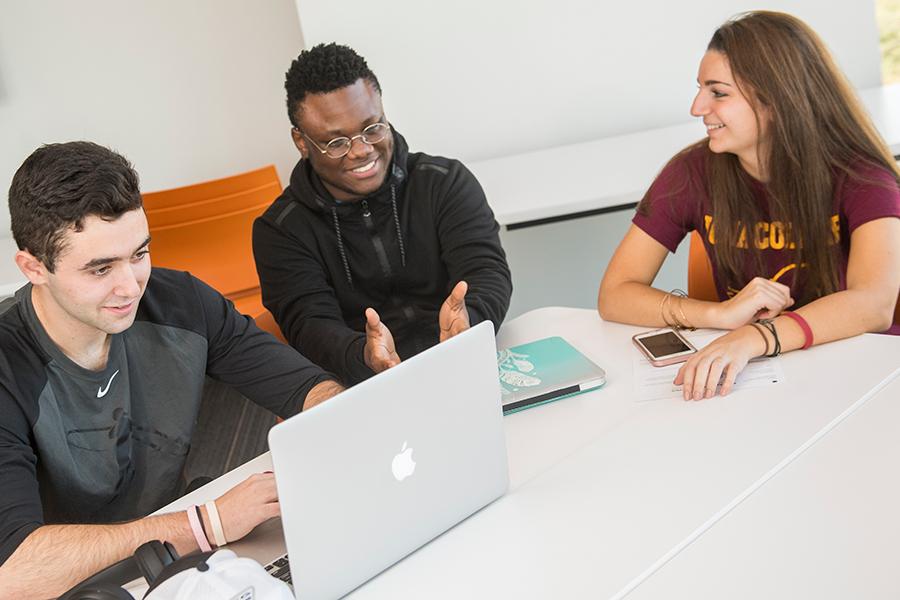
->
[497,336,606,415]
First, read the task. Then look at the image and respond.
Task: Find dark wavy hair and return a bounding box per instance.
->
[642,11,899,305]
[8,141,143,271]
[284,43,381,127]
[703,12,899,303]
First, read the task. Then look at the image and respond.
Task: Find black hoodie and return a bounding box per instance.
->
[253,130,512,385]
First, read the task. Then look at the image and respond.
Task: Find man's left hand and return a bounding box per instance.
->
[439,281,470,342]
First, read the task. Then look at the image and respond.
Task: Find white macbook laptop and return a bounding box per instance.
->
[267,320,509,599]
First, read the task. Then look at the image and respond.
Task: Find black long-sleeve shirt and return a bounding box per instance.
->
[0,269,332,565]
[253,130,512,385]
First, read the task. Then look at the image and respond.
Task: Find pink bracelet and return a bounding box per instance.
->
[782,311,813,350]
[186,504,212,552]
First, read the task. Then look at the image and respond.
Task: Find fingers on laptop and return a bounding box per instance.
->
[216,472,280,542]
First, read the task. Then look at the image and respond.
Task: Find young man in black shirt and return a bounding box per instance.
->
[253,43,513,385]
[0,142,342,597]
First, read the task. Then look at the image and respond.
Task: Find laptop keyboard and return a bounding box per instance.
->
[264,553,292,586]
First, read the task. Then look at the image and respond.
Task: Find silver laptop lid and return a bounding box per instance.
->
[268,321,509,600]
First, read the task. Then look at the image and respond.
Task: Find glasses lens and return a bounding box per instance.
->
[361,123,389,145]
[325,138,352,158]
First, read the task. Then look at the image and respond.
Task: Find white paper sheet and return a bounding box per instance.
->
[632,329,785,402]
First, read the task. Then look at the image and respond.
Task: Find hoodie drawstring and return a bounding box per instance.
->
[390,185,407,268]
[330,184,407,288]
[332,207,354,287]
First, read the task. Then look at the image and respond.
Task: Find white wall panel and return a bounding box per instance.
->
[296,0,882,163]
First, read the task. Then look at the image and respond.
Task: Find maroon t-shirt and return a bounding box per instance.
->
[633,145,900,333]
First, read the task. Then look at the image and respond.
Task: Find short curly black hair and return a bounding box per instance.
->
[9,141,142,271]
[285,43,381,127]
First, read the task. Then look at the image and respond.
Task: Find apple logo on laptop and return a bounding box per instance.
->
[391,441,416,481]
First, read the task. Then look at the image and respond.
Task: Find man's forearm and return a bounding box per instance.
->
[302,379,345,411]
[0,512,197,600]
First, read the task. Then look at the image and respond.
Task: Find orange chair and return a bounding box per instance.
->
[143,165,280,322]
[688,230,900,326]
[687,231,718,302]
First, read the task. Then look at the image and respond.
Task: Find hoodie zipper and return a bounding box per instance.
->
[361,200,394,279]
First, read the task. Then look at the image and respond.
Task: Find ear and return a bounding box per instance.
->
[291,127,309,159]
[15,250,50,285]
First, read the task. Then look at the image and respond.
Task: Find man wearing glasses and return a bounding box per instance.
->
[253,43,512,385]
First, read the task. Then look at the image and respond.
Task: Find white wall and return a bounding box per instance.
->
[0,0,305,235]
[296,0,883,163]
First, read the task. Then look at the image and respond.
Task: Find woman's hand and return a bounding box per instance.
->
[712,277,794,330]
[675,325,768,400]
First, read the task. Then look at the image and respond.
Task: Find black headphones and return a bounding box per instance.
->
[59,541,216,600]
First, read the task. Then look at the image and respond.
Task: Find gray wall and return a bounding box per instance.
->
[500,212,690,320]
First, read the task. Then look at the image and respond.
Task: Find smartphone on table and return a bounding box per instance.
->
[632,327,697,367]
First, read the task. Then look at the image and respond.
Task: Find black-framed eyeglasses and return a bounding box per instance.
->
[295,121,392,159]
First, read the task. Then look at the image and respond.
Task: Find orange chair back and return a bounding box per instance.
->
[689,230,900,327]
[687,231,718,302]
[143,165,280,318]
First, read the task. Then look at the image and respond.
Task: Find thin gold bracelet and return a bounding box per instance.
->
[675,295,696,331]
[659,293,674,327]
[668,299,686,329]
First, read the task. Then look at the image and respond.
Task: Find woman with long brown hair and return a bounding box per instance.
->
[598,11,900,400]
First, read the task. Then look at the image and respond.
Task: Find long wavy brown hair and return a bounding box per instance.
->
[680,11,899,304]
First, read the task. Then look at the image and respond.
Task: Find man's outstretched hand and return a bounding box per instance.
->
[364,307,401,373]
[439,281,470,342]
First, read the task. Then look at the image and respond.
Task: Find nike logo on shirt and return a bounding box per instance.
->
[97,369,120,398]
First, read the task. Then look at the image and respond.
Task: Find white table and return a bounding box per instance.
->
[471,84,900,229]
[627,370,900,600]
[151,307,900,599]
[341,308,900,599]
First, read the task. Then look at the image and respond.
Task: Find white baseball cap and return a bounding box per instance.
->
[145,549,293,600]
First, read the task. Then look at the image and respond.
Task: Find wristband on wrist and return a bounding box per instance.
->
[205,500,228,547]
[758,318,781,357]
[186,505,212,552]
[782,311,814,350]
[748,322,771,357]
[194,504,210,546]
